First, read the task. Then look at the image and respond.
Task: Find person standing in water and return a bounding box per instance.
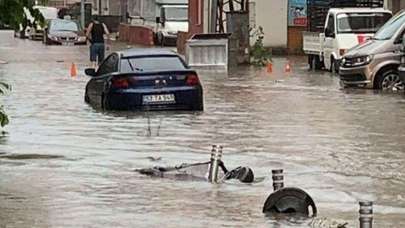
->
[86,16,110,68]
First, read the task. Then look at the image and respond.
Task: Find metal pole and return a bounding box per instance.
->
[80,0,85,29]
[208,145,217,182]
[208,145,223,183]
[359,201,373,228]
[210,0,218,33]
[99,0,102,15]
[272,169,284,191]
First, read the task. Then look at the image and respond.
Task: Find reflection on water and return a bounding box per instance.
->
[1,31,405,227]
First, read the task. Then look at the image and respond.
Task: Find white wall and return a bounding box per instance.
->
[250,0,288,48]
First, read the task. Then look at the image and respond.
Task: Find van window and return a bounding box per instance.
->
[337,13,391,34]
[325,15,335,36]
[374,11,405,40]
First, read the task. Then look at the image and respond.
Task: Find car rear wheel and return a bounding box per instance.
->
[375,69,403,91]
[84,92,90,103]
[102,94,110,110]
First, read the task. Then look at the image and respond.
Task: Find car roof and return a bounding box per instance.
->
[118,48,179,58]
[328,8,392,14]
[50,18,76,23]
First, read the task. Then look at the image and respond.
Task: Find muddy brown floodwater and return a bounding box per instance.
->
[1,31,405,227]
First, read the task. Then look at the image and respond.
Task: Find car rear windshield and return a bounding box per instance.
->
[50,20,78,32]
[374,11,405,40]
[337,13,391,34]
[121,56,186,73]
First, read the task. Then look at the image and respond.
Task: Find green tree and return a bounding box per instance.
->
[0,0,46,29]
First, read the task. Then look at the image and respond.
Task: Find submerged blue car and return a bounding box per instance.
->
[84,48,204,111]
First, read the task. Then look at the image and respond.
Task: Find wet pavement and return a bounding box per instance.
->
[1,30,405,227]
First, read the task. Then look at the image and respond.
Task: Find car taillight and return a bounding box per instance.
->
[111,78,130,89]
[186,74,200,86]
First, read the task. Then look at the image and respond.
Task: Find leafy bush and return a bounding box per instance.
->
[250,26,272,66]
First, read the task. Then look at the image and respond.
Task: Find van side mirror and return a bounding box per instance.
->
[156,17,160,24]
[85,68,96,76]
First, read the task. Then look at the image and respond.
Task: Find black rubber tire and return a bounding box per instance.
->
[308,55,322,70]
[84,91,90,103]
[374,69,400,90]
[193,101,204,111]
[102,94,109,110]
[330,57,339,74]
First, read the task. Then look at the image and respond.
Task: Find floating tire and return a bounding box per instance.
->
[263,187,317,216]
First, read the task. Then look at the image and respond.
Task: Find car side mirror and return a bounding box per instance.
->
[85,68,96,76]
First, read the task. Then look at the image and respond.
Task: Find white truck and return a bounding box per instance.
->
[130,0,188,46]
[303,7,392,72]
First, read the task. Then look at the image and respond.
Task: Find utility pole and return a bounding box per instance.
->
[80,0,85,28]
[210,0,218,33]
[98,0,102,15]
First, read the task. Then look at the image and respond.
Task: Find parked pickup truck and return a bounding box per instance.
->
[303,7,391,72]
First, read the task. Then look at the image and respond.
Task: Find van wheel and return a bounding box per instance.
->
[330,58,339,74]
[309,55,321,70]
[375,69,402,90]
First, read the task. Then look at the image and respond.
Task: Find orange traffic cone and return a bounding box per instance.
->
[70,62,77,77]
[266,62,273,73]
[284,61,292,73]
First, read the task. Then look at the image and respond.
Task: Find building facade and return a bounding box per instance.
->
[385,0,405,14]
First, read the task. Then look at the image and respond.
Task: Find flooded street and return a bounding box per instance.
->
[1,30,405,227]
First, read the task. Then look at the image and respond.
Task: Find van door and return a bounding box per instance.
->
[323,14,335,71]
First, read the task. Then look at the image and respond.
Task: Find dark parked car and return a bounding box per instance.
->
[43,19,87,45]
[84,48,204,111]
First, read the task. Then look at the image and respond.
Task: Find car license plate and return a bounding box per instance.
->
[62,42,73,46]
[143,94,175,104]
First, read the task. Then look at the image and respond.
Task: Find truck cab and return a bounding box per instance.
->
[323,8,391,72]
[155,4,188,45]
[303,7,392,72]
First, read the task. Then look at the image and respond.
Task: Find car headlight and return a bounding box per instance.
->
[343,55,373,67]
[48,35,58,41]
[77,36,87,42]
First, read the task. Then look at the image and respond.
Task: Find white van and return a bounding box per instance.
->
[303,8,392,72]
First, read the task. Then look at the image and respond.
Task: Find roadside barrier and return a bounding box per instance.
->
[263,169,317,216]
[135,145,254,183]
[70,63,77,77]
[284,61,292,73]
[266,62,273,73]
